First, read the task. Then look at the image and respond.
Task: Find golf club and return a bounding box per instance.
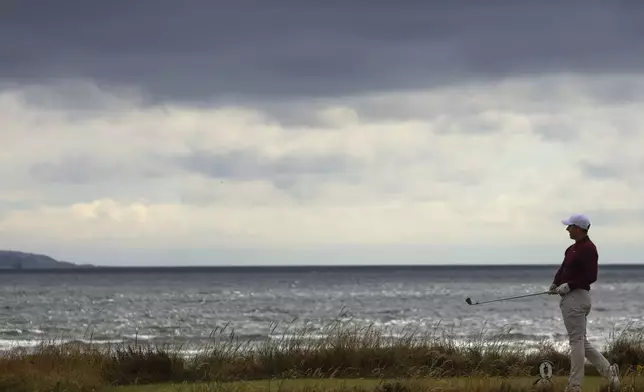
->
[465,291,551,306]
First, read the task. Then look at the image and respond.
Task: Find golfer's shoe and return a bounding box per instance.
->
[565,384,582,392]
[608,363,620,391]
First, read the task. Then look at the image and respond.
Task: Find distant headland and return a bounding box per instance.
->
[0,250,93,269]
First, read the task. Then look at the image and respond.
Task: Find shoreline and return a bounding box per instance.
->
[0,318,624,355]
[0,333,574,356]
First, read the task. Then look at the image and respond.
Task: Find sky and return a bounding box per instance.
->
[1,1,644,266]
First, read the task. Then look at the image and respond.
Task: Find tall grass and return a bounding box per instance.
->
[1,317,643,392]
[149,378,644,392]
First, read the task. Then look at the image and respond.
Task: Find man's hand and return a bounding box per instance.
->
[548,283,557,295]
[555,283,571,295]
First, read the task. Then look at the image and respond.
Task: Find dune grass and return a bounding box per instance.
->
[107,376,644,392]
[1,317,643,392]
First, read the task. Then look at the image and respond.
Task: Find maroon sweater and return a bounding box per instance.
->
[552,236,598,291]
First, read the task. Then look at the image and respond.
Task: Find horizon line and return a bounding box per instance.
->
[2,262,643,272]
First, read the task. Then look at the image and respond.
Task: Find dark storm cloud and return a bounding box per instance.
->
[2,1,644,101]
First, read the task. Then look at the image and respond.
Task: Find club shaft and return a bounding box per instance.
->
[472,291,550,305]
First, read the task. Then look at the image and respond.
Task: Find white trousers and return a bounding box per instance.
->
[560,289,611,387]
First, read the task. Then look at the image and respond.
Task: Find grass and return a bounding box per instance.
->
[106,376,644,392]
[103,377,625,392]
[1,316,644,392]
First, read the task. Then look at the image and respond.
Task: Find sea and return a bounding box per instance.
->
[1,264,642,355]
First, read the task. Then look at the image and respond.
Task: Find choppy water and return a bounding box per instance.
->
[1,265,642,353]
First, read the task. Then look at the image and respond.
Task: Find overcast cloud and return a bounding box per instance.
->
[3,1,644,101]
[1,2,643,265]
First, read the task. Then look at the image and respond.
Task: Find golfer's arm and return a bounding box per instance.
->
[552,264,563,285]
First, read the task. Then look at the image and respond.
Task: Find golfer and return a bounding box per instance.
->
[550,214,620,392]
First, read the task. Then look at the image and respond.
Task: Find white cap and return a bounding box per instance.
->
[562,213,591,230]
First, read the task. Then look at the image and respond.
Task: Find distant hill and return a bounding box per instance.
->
[0,250,93,269]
